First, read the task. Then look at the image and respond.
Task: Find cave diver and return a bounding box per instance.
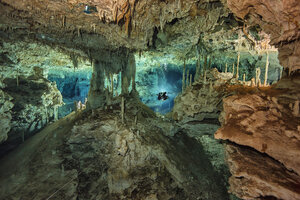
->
[157,92,168,101]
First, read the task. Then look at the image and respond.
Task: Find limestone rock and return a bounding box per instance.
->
[225,144,300,200]
[215,76,300,175]
[215,73,300,198]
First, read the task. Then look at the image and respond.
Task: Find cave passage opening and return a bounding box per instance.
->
[135,55,197,114]
[48,69,92,118]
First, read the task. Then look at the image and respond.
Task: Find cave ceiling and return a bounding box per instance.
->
[0,0,299,70]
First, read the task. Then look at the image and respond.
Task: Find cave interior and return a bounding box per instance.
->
[0,0,300,199]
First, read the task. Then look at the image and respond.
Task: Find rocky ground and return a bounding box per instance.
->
[0,95,235,200]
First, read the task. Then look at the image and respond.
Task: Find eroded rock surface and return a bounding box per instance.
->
[215,73,300,199]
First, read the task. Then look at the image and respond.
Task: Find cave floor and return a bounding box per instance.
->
[0,98,232,200]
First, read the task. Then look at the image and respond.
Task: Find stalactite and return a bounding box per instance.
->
[122,76,129,95]
[236,52,240,79]
[264,51,269,86]
[182,59,186,92]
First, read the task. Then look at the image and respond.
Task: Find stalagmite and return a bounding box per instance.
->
[54,105,58,121]
[293,100,299,116]
[110,73,114,97]
[203,55,207,77]
[134,115,137,125]
[21,131,24,143]
[236,52,240,79]
[189,74,192,86]
[243,74,245,83]
[255,67,261,85]
[225,63,227,73]
[195,57,200,81]
[250,77,256,87]
[62,16,66,28]
[182,59,186,92]
[208,81,213,96]
[121,96,125,124]
[186,68,190,87]
[203,70,207,84]
[77,27,80,37]
[16,68,19,86]
[264,51,269,86]
[258,78,262,87]
[74,101,78,112]
[45,107,49,123]
[232,63,235,75]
